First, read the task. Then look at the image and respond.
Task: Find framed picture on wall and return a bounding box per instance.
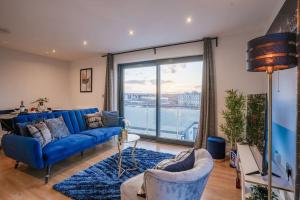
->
[80,68,93,92]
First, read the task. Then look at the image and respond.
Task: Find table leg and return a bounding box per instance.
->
[132,140,138,168]
[117,140,123,178]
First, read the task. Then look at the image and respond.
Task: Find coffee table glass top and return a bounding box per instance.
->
[119,133,140,143]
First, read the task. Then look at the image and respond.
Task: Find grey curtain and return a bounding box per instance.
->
[194,38,216,149]
[104,53,114,111]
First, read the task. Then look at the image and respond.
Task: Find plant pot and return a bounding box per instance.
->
[230,149,237,168]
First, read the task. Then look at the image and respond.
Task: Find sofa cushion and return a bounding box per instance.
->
[102,111,119,127]
[79,127,121,143]
[45,116,70,140]
[42,134,95,165]
[68,111,80,133]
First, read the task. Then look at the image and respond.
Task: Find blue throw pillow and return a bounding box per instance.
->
[156,149,195,172]
[16,122,31,136]
[102,111,119,127]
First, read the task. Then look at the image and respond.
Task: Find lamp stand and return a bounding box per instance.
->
[267,71,273,200]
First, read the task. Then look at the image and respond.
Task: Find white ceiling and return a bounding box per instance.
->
[0,0,284,61]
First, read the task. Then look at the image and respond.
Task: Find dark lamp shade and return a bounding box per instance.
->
[247,32,297,72]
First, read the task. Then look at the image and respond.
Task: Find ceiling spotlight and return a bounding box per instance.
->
[52,49,56,53]
[83,40,87,46]
[129,30,135,36]
[186,17,192,24]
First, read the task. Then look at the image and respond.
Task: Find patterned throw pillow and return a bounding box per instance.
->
[102,111,119,127]
[85,112,104,129]
[45,116,70,140]
[137,148,195,198]
[27,122,52,147]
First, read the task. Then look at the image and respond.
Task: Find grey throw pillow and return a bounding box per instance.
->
[102,111,119,127]
[27,122,52,148]
[45,116,70,140]
[84,112,104,129]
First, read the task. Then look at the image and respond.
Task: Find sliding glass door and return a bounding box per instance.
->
[119,56,202,144]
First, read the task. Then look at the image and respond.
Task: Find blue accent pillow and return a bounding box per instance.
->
[16,122,31,136]
[102,111,119,127]
[156,149,195,172]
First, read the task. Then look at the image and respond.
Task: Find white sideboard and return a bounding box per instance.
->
[237,144,294,199]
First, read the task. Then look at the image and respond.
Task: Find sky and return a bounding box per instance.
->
[124,61,203,94]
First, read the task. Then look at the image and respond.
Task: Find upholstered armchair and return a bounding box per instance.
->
[121,149,214,200]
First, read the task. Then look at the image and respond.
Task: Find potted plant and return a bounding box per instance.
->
[220,89,245,168]
[32,97,49,112]
[247,185,278,200]
[246,94,266,153]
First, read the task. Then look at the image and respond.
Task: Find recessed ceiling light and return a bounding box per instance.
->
[83,40,87,46]
[52,49,56,53]
[129,30,135,36]
[186,17,192,24]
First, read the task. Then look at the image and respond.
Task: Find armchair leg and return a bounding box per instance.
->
[14,161,20,169]
[44,165,52,184]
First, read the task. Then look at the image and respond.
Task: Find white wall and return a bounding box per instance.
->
[0,47,71,110]
[69,56,106,109]
[215,31,267,135]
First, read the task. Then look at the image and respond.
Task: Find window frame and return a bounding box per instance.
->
[118,55,203,146]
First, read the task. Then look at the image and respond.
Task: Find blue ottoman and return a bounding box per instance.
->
[207,136,226,160]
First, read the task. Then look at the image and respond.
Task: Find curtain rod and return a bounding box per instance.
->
[101,37,218,57]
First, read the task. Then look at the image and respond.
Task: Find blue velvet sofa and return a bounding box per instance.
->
[1,108,123,183]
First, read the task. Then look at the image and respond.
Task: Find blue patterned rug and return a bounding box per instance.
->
[53,147,174,200]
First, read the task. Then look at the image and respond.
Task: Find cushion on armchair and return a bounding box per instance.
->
[156,148,195,172]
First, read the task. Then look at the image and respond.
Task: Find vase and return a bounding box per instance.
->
[122,129,128,139]
[37,102,46,112]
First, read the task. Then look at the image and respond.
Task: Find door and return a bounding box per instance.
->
[119,56,203,145]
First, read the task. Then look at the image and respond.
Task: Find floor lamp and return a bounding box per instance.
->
[246,32,297,200]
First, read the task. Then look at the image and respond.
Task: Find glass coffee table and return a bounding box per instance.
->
[116,133,140,178]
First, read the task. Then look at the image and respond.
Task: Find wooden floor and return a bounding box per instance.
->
[0,139,240,200]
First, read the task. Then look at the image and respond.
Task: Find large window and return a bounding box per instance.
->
[119,56,203,144]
